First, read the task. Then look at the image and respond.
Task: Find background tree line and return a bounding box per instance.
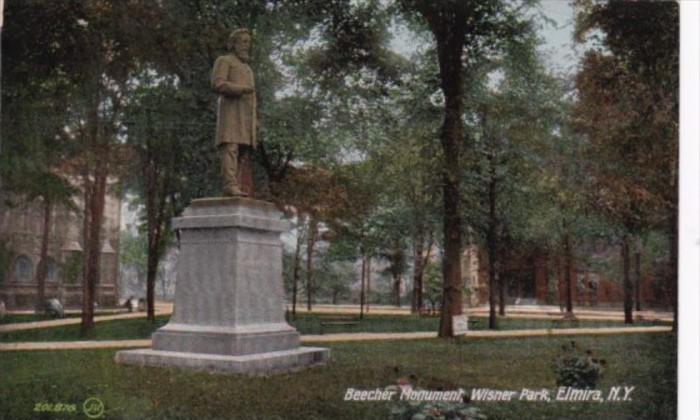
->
[0,0,678,336]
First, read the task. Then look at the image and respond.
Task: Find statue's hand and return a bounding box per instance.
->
[213,80,254,97]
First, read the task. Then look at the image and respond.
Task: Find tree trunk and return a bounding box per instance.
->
[433,18,467,338]
[668,129,678,331]
[487,245,498,331]
[555,255,563,311]
[145,228,161,322]
[81,185,92,335]
[394,272,402,307]
[498,270,506,316]
[144,156,162,322]
[621,235,633,324]
[411,233,424,313]
[81,171,107,338]
[305,217,317,311]
[564,233,574,315]
[487,153,498,329]
[35,199,52,314]
[669,207,678,332]
[366,256,371,313]
[498,240,506,316]
[394,276,401,308]
[80,94,110,338]
[359,254,366,320]
[291,220,304,318]
[634,248,641,312]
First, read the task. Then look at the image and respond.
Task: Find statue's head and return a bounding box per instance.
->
[228,28,252,62]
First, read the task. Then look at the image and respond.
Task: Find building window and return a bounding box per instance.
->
[14,255,33,282]
[47,258,58,282]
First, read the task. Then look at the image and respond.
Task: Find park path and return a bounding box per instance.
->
[0,304,171,333]
[1,302,671,334]
[0,325,672,352]
[294,304,673,322]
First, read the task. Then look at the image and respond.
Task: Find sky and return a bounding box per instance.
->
[537,0,582,76]
[389,1,582,77]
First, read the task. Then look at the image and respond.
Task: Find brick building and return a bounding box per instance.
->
[461,243,673,309]
[0,182,121,309]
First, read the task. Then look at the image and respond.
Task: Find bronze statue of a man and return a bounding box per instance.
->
[212,28,256,196]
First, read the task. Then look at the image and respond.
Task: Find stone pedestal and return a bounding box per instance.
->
[115,197,329,374]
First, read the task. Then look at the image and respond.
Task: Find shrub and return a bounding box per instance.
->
[554,341,605,389]
[388,382,487,420]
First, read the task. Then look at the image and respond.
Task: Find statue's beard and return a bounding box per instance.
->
[234,49,250,63]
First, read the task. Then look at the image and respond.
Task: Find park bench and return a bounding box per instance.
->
[319,316,360,335]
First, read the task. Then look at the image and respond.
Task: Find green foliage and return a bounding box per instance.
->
[553,341,605,389]
[573,0,678,233]
[302,0,402,90]
[423,262,443,311]
[389,388,486,420]
[1,0,678,315]
[119,230,148,279]
[312,254,354,304]
[59,252,83,285]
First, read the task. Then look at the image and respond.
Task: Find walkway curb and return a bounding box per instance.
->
[1,309,671,334]
[0,326,672,351]
[0,311,170,333]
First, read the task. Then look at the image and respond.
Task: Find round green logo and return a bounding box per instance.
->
[82,397,104,419]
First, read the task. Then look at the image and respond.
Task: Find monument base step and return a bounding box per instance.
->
[114,346,330,375]
[152,324,300,356]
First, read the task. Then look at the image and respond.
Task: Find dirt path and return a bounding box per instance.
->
[0,325,671,352]
[0,310,170,333]
[1,302,671,334]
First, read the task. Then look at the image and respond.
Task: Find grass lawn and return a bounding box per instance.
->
[0,313,81,325]
[0,333,675,419]
[0,317,170,342]
[0,314,666,343]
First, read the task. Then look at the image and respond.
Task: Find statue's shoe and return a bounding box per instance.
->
[222,187,248,197]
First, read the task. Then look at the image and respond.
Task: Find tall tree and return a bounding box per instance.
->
[3,1,158,336]
[574,0,678,326]
[397,0,535,337]
[123,77,184,321]
[1,1,80,314]
[453,21,565,328]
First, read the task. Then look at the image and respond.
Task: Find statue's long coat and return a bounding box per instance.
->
[211,54,256,148]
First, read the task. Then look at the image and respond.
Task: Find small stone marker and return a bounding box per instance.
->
[452,314,469,335]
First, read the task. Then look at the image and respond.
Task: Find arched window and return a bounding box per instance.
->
[13,255,33,282]
[47,257,58,282]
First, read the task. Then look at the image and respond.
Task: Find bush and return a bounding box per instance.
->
[388,381,487,420]
[390,400,486,420]
[554,341,605,389]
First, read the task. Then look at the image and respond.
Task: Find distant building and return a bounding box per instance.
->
[461,241,673,309]
[0,182,121,309]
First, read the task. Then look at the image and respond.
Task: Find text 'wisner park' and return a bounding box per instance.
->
[343,386,635,403]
